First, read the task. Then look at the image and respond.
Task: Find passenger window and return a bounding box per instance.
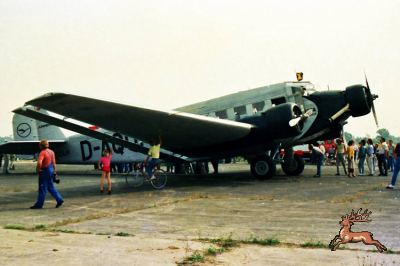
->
[252,101,265,113]
[215,110,228,119]
[233,106,246,115]
[271,97,286,106]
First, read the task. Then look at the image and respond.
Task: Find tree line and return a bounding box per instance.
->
[344,128,397,144]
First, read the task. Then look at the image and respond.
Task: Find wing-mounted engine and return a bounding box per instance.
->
[239,103,304,139]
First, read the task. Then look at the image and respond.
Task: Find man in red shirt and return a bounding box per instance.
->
[30,140,64,209]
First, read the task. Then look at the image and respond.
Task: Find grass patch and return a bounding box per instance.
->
[54,229,75,233]
[301,240,330,248]
[209,237,222,243]
[206,246,226,255]
[13,187,23,192]
[206,247,217,255]
[32,224,46,230]
[115,232,131,237]
[246,236,280,246]
[187,252,203,261]
[96,232,112,235]
[4,225,26,230]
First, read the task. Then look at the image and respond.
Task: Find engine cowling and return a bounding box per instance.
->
[239,103,304,139]
[345,85,371,117]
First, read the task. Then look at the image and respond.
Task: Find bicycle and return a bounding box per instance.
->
[125,165,167,189]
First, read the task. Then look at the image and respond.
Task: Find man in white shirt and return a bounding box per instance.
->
[309,144,324,178]
[377,137,388,176]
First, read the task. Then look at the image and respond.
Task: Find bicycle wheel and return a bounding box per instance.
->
[151,169,167,189]
[126,171,145,188]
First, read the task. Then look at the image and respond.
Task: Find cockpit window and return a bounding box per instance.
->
[271,97,286,106]
[234,106,246,115]
[215,110,228,119]
[252,101,265,113]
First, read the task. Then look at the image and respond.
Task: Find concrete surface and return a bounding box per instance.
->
[0,161,399,265]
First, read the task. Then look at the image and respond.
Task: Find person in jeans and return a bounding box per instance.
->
[388,140,395,172]
[377,137,388,176]
[386,143,400,189]
[366,138,375,176]
[335,138,347,176]
[309,144,324,178]
[30,140,64,209]
[144,135,162,180]
[358,140,366,175]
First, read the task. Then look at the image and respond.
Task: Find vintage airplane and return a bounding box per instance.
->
[0,110,183,166]
[11,76,378,179]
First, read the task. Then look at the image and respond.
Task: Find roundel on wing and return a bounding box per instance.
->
[17,123,32,138]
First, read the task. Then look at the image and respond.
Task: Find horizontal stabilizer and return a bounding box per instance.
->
[0,140,66,155]
[13,107,188,163]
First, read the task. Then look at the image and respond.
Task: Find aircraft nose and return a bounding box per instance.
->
[345,82,378,127]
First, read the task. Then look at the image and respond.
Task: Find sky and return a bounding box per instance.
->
[1,0,399,139]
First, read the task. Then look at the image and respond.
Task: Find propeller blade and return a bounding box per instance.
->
[364,71,370,91]
[372,102,379,127]
[304,109,313,117]
[289,117,302,127]
[364,71,378,127]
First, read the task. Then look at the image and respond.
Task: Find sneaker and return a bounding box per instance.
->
[335,173,340,176]
[359,173,364,176]
[313,175,321,178]
[30,205,41,209]
[386,184,394,189]
[150,175,156,181]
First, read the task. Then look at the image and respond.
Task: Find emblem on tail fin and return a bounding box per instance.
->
[330,208,387,252]
[17,123,32,138]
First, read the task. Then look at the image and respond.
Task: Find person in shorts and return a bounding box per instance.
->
[98,149,113,194]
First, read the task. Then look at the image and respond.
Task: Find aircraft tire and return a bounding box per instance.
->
[281,154,305,176]
[251,155,276,180]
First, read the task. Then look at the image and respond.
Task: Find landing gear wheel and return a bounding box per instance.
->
[281,154,305,176]
[251,155,276,180]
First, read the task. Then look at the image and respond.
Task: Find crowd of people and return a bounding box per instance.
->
[0,153,17,174]
[309,137,400,189]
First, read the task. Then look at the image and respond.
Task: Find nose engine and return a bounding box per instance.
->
[345,84,378,118]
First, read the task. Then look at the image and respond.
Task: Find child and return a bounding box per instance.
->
[98,149,113,194]
[347,140,356,178]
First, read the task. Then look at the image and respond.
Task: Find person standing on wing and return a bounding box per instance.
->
[144,135,162,180]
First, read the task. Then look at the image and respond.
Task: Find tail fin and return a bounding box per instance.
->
[13,113,39,142]
[13,109,66,141]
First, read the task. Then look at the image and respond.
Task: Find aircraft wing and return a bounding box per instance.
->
[0,140,66,155]
[13,107,191,163]
[23,93,253,151]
